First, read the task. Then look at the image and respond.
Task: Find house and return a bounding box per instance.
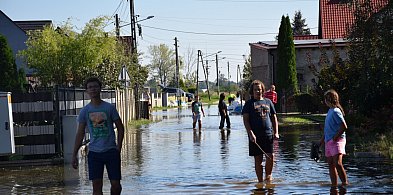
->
[249,0,388,92]
[0,10,52,76]
[250,39,348,92]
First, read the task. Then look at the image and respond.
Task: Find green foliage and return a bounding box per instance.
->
[0,35,25,92]
[19,17,131,88]
[241,54,252,94]
[309,40,350,108]
[307,1,393,135]
[346,0,393,116]
[292,10,311,35]
[277,15,298,96]
[294,93,320,114]
[128,118,153,129]
[148,44,177,87]
[373,134,393,159]
[281,116,314,124]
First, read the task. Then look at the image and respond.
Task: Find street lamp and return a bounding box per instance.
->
[119,15,155,28]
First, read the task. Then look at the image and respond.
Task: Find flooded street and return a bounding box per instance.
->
[1,106,393,194]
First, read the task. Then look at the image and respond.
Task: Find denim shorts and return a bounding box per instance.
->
[325,137,346,157]
[193,114,202,122]
[88,148,121,180]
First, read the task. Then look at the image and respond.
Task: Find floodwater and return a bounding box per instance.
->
[1,106,393,194]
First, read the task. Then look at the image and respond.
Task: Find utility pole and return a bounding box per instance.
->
[130,0,140,119]
[130,0,137,54]
[216,54,219,95]
[115,13,129,123]
[206,60,209,90]
[197,50,201,96]
[237,64,239,86]
[201,55,210,101]
[175,37,180,106]
[227,61,230,92]
[115,14,120,38]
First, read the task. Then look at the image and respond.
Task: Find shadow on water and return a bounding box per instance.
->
[1,105,393,194]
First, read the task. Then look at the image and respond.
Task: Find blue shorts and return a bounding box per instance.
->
[88,148,121,180]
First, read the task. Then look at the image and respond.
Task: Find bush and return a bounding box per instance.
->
[294,93,320,114]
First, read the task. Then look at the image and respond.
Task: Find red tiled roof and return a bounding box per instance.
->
[293,35,319,40]
[319,0,388,39]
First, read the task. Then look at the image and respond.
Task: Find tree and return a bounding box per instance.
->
[183,46,197,88]
[0,35,25,92]
[20,16,131,88]
[345,0,393,116]
[292,10,311,35]
[147,44,176,87]
[277,15,298,96]
[241,54,252,94]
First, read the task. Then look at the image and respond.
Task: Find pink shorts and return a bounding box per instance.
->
[325,137,346,157]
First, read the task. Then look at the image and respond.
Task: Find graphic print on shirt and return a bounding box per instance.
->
[253,101,270,119]
[88,111,109,138]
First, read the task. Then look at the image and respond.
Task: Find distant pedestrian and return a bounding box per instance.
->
[192,95,205,130]
[319,89,348,187]
[264,84,277,104]
[72,77,125,195]
[242,80,279,183]
[218,93,231,129]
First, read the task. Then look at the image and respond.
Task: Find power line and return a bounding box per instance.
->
[142,25,276,36]
[195,0,315,2]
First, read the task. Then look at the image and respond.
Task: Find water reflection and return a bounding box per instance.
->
[0,106,393,194]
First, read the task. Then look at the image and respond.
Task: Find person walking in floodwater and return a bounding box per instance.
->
[242,80,279,183]
[72,77,125,195]
[320,89,348,187]
[192,95,205,130]
[218,93,231,129]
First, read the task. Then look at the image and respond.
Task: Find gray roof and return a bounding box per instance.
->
[14,20,52,32]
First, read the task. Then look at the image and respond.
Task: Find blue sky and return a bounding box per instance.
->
[1,0,319,82]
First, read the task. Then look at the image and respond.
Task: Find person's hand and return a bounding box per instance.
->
[248,131,256,143]
[274,133,279,139]
[333,134,340,142]
[117,145,122,153]
[72,155,78,169]
[319,138,325,147]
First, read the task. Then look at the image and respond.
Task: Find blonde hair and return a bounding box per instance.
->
[324,89,345,116]
[248,80,265,97]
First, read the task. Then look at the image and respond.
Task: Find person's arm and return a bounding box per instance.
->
[243,113,256,142]
[191,102,195,115]
[271,114,279,139]
[333,121,347,141]
[114,119,125,152]
[273,92,277,104]
[201,103,205,117]
[72,123,86,169]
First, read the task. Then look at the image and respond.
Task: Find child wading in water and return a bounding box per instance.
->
[320,89,349,187]
[242,80,279,183]
[192,95,205,130]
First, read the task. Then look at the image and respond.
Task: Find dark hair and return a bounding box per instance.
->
[324,89,345,116]
[84,77,102,89]
[220,93,225,99]
[248,80,265,96]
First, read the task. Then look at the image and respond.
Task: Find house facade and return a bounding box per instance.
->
[249,0,388,92]
[0,10,52,76]
[249,39,348,92]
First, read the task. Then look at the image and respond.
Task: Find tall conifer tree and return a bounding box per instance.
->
[277,15,298,96]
